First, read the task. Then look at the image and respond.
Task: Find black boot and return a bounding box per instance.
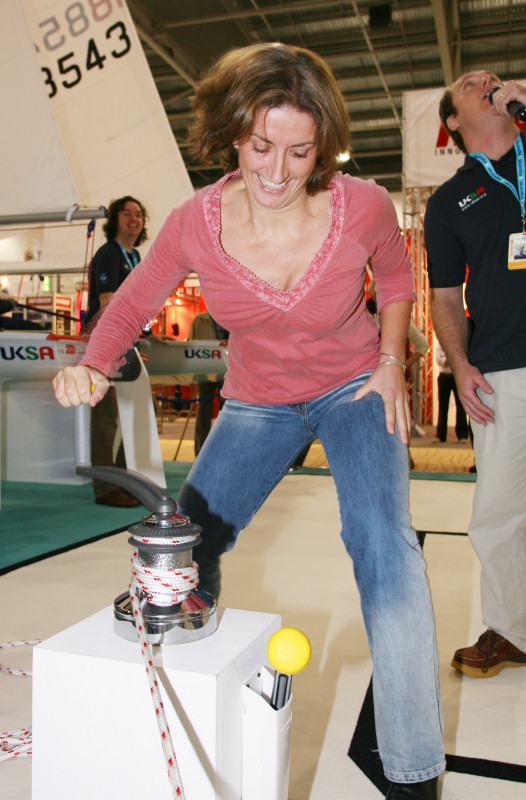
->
[385,776,439,799]
[196,558,221,600]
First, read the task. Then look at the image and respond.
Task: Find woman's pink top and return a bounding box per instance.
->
[80,171,414,405]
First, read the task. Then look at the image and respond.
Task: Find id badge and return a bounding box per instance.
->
[508,231,526,269]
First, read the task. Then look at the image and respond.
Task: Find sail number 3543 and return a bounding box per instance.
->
[37,1,131,99]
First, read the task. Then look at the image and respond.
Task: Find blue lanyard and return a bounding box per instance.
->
[470,136,526,231]
[116,241,139,271]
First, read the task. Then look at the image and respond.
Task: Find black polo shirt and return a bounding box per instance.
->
[85,238,140,325]
[425,133,526,373]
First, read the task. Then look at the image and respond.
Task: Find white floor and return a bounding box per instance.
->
[1,475,526,799]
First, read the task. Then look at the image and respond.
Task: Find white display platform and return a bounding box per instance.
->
[0,334,166,506]
[32,605,281,800]
[0,381,87,487]
[0,332,89,500]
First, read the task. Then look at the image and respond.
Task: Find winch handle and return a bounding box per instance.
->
[73,404,177,514]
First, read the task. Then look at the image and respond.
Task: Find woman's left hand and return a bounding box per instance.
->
[352,363,412,444]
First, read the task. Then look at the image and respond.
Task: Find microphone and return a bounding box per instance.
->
[488,86,526,122]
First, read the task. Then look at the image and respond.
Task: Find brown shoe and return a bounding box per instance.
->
[95,488,140,508]
[452,629,526,677]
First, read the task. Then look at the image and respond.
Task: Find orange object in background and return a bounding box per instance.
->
[151,276,207,339]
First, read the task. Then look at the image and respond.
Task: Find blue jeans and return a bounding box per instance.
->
[178,372,445,782]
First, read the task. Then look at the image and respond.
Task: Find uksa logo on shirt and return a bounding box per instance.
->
[458,186,486,211]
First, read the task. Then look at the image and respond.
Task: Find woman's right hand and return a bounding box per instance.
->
[52,365,110,408]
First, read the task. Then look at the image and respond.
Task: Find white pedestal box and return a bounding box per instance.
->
[32,606,281,800]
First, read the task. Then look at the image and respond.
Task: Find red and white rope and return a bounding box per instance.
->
[126,513,204,799]
[0,639,41,676]
[0,640,41,762]
[135,536,190,546]
[129,581,186,799]
[130,548,198,607]
[0,728,32,762]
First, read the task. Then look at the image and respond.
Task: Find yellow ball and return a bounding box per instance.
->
[267,627,311,674]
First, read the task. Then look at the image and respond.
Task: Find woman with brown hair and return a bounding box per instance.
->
[53,43,444,798]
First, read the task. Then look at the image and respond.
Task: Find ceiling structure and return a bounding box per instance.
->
[127,0,526,194]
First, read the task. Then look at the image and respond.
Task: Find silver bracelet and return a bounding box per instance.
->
[378,359,406,373]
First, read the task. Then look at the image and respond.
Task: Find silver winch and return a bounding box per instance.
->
[73,403,217,645]
[114,508,217,645]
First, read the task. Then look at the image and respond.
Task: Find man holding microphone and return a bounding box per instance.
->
[425,72,526,678]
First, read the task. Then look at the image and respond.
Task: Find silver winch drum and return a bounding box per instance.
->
[113,510,217,645]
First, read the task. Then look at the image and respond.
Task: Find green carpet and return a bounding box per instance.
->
[410,470,476,482]
[292,466,476,482]
[1,463,475,574]
[0,462,193,574]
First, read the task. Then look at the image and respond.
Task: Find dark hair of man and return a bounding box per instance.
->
[103,196,149,246]
[439,89,467,154]
[188,42,351,196]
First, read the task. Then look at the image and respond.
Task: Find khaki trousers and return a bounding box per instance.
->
[470,366,526,651]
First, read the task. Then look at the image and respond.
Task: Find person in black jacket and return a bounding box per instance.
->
[85,196,149,507]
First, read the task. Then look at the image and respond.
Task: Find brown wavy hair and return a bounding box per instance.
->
[189,43,351,195]
[103,196,149,246]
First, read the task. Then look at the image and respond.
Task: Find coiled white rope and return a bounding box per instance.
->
[0,728,32,762]
[0,640,41,762]
[130,544,198,608]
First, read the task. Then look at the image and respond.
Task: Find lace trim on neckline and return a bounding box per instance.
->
[202,170,345,311]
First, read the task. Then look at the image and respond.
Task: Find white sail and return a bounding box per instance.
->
[2,0,193,272]
[22,0,193,231]
[0,0,77,216]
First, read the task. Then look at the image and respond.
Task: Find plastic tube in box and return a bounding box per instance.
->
[241,666,293,800]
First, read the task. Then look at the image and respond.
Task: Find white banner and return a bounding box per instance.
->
[403,87,464,188]
[403,83,526,188]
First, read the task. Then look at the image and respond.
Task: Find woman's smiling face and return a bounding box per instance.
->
[235,105,319,210]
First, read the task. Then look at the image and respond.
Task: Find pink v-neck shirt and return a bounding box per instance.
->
[80,171,415,405]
